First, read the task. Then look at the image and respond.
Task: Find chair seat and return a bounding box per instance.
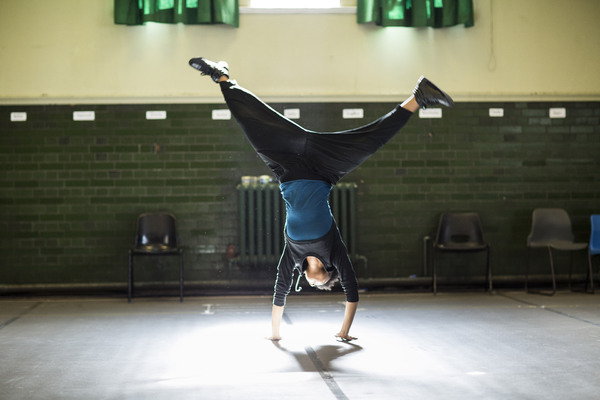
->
[132,244,181,254]
[551,241,588,251]
[437,243,488,251]
[529,240,588,251]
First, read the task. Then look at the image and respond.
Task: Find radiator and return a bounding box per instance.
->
[236,182,359,265]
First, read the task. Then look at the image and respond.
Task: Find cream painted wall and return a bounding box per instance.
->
[0,0,599,104]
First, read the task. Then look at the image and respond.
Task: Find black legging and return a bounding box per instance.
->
[220,80,413,184]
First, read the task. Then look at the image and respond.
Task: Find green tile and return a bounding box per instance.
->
[2,101,599,286]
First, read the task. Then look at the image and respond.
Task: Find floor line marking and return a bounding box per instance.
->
[499,293,600,327]
[305,346,349,400]
[0,302,42,330]
[282,312,348,399]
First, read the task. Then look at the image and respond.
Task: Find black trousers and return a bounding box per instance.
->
[220,80,413,184]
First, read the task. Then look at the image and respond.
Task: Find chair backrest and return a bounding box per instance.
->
[591,214,600,254]
[134,212,178,250]
[527,208,574,246]
[435,213,486,246]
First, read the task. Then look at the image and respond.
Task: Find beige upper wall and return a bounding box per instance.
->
[1,0,599,104]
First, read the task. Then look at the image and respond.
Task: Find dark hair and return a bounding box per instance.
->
[313,269,339,291]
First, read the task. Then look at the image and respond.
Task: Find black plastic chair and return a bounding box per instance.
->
[432,213,492,294]
[526,208,592,296]
[128,212,184,302]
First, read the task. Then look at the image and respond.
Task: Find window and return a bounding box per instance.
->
[250,0,342,7]
[239,0,356,13]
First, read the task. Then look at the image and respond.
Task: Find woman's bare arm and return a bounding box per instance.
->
[268,304,285,341]
[335,301,358,341]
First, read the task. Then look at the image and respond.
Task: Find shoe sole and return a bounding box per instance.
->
[419,76,455,107]
[189,57,208,72]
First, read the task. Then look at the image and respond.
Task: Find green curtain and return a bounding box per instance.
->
[114,0,239,27]
[357,0,474,28]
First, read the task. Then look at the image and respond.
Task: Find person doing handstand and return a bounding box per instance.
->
[189,57,454,341]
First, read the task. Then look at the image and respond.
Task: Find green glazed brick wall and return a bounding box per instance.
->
[1,101,599,291]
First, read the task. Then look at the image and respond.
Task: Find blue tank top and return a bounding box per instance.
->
[280,180,333,241]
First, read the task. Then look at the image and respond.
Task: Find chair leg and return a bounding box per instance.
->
[128,251,133,303]
[487,247,493,294]
[568,252,574,292]
[525,247,530,293]
[548,247,556,296]
[586,251,594,294]
[432,251,437,295]
[179,250,184,303]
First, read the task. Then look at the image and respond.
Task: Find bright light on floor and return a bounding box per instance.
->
[161,321,280,387]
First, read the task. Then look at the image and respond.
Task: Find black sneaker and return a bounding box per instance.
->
[188,57,229,83]
[413,76,454,109]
